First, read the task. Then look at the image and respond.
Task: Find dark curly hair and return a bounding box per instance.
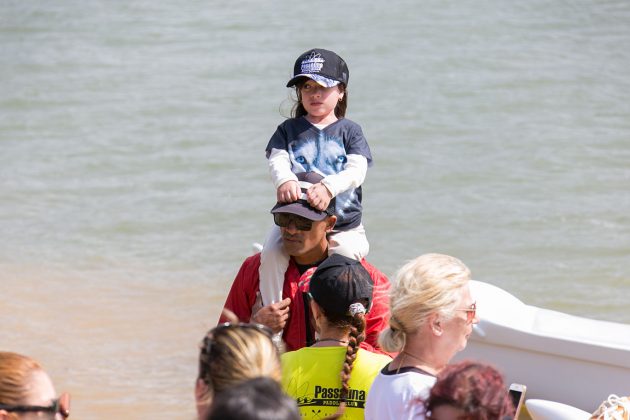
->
[424,360,514,420]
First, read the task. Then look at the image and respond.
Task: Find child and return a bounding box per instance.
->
[260,48,373,310]
[281,254,391,419]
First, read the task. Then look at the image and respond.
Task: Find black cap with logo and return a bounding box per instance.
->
[309,254,373,316]
[286,48,349,88]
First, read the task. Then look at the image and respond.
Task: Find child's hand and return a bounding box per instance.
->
[307,182,333,211]
[277,180,300,203]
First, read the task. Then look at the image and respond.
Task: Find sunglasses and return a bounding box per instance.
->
[456,302,477,324]
[273,213,314,231]
[0,392,71,418]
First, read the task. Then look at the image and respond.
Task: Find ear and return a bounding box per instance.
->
[195,378,212,418]
[325,215,337,232]
[307,299,321,336]
[310,300,322,322]
[429,313,443,336]
[195,377,209,401]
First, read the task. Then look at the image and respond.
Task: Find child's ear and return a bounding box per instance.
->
[310,299,322,321]
[195,377,208,401]
[195,378,212,419]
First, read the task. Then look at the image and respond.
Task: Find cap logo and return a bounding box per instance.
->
[300,52,325,74]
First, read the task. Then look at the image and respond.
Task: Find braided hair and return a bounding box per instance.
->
[307,254,373,419]
[319,300,367,419]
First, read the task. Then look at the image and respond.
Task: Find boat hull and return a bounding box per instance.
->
[454,280,630,412]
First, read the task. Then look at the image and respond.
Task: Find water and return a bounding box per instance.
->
[1,1,629,418]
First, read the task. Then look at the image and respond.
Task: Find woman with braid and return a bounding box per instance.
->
[281,254,391,419]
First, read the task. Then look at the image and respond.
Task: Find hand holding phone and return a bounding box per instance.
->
[508,383,527,418]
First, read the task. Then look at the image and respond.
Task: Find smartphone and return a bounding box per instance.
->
[508,383,527,418]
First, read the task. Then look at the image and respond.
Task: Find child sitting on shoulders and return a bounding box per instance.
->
[260,48,373,315]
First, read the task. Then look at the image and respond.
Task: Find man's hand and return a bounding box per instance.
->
[277,180,301,203]
[250,293,292,334]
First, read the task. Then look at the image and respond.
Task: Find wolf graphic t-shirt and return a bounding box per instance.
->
[282,347,391,420]
[265,117,373,230]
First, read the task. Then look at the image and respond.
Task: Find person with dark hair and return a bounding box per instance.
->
[260,48,374,324]
[423,360,514,420]
[220,172,391,354]
[281,254,391,419]
[205,376,300,420]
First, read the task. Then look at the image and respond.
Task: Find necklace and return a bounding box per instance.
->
[395,351,438,376]
[315,338,348,343]
[402,351,429,364]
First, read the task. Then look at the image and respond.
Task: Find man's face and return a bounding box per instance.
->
[276,212,336,264]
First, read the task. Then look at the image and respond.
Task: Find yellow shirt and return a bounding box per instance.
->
[282,347,392,420]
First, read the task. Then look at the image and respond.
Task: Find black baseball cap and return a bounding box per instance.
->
[270,172,336,221]
[309,254,374,316]
[286,48,349,88]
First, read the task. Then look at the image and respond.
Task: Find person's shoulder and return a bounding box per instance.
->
[233,253,262,282]
[397,369,437,388]
[280,348,296,363]
[278,116,307,128]
[281,346,312,364]
[280,350,301,385]
[354,350,392,385]
[357,348,393,364]
[337,117,361,126]
[241,252,262,267]
[360,259,388,280]
[335,118,364,131]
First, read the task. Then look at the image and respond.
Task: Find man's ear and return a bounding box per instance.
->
[325,215,337,232]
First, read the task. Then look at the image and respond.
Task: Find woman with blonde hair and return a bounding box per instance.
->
[195,310,283,420]
[365,253,478,420]
[0,351,70,419]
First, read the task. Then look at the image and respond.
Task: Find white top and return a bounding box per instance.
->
[268,148,368,197]
[364,364,436,420]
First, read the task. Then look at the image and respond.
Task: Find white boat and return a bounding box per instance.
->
[454,280,630,415]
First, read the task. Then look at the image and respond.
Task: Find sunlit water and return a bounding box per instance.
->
[1,1,629,418]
